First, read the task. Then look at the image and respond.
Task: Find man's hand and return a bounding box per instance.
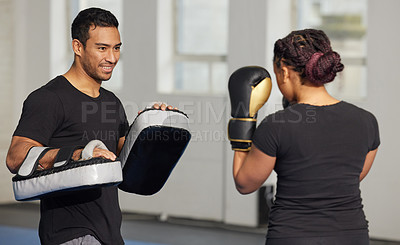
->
[138,102,178,114]
[92,148,117,161]
[152,102,178,111]
[72,148,116,162]
[80,140,116,161]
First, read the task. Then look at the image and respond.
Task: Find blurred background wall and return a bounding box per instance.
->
[0,0,398,241]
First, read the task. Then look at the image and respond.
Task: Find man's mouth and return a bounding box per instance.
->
[101,65,114,73]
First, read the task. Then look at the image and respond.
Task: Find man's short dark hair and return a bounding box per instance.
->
[71,7,119,47]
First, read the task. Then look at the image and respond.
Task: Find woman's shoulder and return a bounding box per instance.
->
[260,103,306,124]
[339,101,377,119]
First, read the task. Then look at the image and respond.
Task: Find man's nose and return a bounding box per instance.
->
[105,50,118,63]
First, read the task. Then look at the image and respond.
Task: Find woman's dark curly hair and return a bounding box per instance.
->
[273,29,344,85]
[71,7,119,47]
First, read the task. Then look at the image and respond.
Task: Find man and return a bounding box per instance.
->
[6,7,170,245]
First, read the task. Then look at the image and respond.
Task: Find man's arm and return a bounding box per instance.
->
[6,136,40,173]
[7,136,55,173]
[6,136,116,174]
[6,136,82,174]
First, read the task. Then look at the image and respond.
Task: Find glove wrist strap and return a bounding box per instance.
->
[231,142,252,151]
[228,118,256,142]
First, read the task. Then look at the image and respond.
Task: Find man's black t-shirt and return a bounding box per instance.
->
[253,101,380,239]
[13,76,129,245]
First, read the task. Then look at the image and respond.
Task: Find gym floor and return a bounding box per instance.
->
[0,203,398,245]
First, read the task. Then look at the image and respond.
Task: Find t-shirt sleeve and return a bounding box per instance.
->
[117,98,129,138]
[252,115,280,157]
[13,89,63,146]
[367,112,380,151]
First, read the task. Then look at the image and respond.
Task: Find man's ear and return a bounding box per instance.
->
[72,39,83,56]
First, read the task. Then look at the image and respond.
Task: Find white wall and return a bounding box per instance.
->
[117,0,272,227]
[118,0,228,223]
[0,0,16,202]
[1,0,399,241]
[0,0,51,202]
[224,0,269,227]
[359,0,400,241]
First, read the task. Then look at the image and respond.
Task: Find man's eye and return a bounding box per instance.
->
[99,47,106,51]
[114,47,121,51]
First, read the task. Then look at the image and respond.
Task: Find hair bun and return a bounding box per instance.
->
[305,51,344,85]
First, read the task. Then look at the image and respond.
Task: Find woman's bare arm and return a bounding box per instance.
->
[233,144,276,194]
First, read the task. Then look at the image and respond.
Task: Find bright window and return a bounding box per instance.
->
[172,0,229,94]
[296,0,368,100]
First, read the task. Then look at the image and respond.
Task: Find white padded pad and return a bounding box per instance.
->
[118,109,191,195]
[13,141,122,201]
[119,109,190,168]
[13,159,122,201]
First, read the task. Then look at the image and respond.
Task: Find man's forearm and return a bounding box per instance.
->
[6,136,84,173]
[6,137,41,173]
[38,148,83,169]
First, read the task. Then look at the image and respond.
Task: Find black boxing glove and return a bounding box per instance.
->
[228,66,272,151]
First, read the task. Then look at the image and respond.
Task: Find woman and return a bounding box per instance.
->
[233,29,380,245]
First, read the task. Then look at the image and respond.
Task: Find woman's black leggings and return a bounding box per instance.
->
[265,232,369,245]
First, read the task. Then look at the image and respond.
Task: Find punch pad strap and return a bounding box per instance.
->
[17,147,52,177]
[81,140,108,160]
[53,146,82,168]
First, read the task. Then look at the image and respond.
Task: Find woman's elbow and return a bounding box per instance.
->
[235,182,257,195]
[236,187,252,195]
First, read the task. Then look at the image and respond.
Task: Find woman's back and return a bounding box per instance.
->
[253,101,380,238]
[230,29,380,245]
